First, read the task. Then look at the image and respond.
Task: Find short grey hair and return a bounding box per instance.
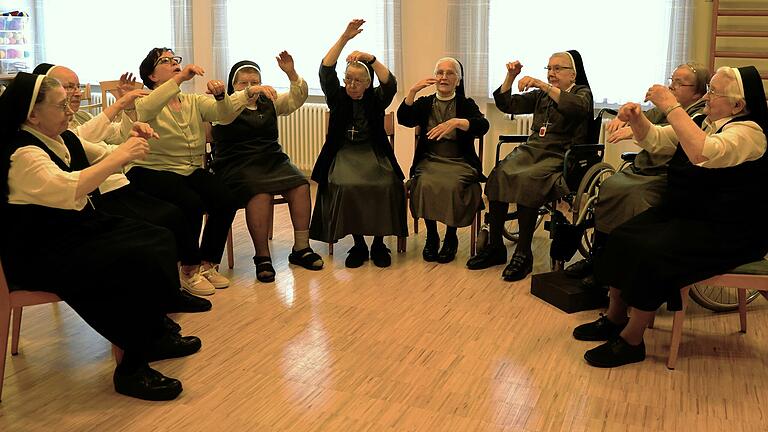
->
[434,57,462,80]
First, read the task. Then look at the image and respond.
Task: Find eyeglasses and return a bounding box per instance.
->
[61,83,81,94]
[434,70,457,78]
[544,65,573,73]
[48,98,74,113]
[667,78,696,90]
[343,77,368,87]
[706,87,732,99]
[154,55,183,68]
[236,80,261,87]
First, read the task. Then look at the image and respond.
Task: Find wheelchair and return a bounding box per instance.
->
[476,108,615,270]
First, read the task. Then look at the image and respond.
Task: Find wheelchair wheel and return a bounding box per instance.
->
[689,285,762,312]
[501,207,546,242]
[571,162,616,259]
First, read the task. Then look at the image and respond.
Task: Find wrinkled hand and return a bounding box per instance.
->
[206,80,226,97]
[645,84,677,112]
[118,88,150,110]
[342,19,365,40]
[346,50,374,64]
[115,136,150,165]
[618,102,643,123]
[247,84,278,101]
[517,76,546,92]
[607,126,634,143]
[114,72,140,99]
[410,76,438,93]
[605,117,627,134]
[506,61,523,77]
[276,50,295,74]
[178,64,205,82]
[129,122,159,140]
[427,119,458,141]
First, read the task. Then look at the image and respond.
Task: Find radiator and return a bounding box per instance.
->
[277,103,328,172]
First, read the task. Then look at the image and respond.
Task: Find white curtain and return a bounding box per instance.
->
[446,0,489,99]
[171,0,193,91]
[211,0,229,86]
[378,0,402,82]
[665,0,694,77]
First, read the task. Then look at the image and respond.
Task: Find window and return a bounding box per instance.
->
[39,0,174,85]
[489,0,678,105]
[224,1,395,95]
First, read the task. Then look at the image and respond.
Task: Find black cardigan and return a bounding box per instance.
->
[310,63,404,185]
[396,94,489,179]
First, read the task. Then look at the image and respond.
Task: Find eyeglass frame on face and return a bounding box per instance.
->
[434,69,458,78]
[153,55,183,68]
[706,87,734,99]
[667,78,696,90]
[235,80,261,88]
[343,76,368,87]
[47,96,75,114]
[544,65,573,73]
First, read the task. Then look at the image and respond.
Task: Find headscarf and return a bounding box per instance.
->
[227,60,261,95]
[733,65,768,141]
[32,63,58,76]
[565,49,589,88]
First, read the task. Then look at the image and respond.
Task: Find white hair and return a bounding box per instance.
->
[434,57,462,80]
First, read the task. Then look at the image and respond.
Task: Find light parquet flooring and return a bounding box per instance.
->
[1,203,768,431]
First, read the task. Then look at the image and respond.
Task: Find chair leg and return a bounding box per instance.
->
[397,236,407,253]
[667,286,691,370]
[738,288,747,333]
[470,218,477,256]
[414,217,419,234]
[112,345,124,365]
[11,307,22,356]
[0,301,10,402]
[328,242,333,256]
[268,201,275,240]
[226,228,234,269]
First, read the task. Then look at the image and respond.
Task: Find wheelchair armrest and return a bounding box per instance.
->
[621,152,638,162]
[495,135,529,163]
[568,143,605,153]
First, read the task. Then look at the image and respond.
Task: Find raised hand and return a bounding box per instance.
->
[206,79,226,97]
[276,51,295,74]
[410,76,439,94]
[517,76,546,92]
[117,88,150,111]
[617,102,643,123]
[113,72,139,99]
[129,122,159,140]
[427,119,459,141]
[247,84,278,102]
[645,84,677,112]
[506,61,523,77]
[346,50,374,64]
[341,19,365,41]
[177,64,205,83]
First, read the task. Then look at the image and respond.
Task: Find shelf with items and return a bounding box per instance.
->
[0,12,30,74]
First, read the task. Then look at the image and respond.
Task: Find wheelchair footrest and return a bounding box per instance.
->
[530,270,608,313]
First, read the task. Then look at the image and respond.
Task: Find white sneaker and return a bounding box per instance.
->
[180,270,216,296]
[200,265,230,289]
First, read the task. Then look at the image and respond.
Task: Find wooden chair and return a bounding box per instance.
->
[323,111,406,256]
[666,259,768,370]
[78,83,100,115]
[98,79,144,111]
[0,259,124,401]
[409,127,485,255]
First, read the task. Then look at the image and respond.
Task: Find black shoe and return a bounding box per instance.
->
[164,316,181,335]
[113,364,182,401]
[345,245,369,268]
[422,236,439,262]
[584,336,646,368]
[466,245,507,270]
[502,253,533,281]
[146,332,202,362]
[573,313,627,341]
[288,247,324,270]
[167,290,212,313]
[436,237,458,264]
[370,243,392,268]
[565,258,592,278]
[253,256,276,283]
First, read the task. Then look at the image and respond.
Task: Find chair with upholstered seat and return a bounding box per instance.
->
[666,259,768,369]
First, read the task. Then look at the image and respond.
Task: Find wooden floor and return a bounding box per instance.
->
[2,204,768,431]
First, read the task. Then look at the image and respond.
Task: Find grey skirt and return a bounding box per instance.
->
[594,169,667,234]
[215,151,308,208]
[309,142,407,243]
[409,154,482,227]
[485,145,567,208]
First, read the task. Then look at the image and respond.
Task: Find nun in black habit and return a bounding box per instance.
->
[309,19,407,268]
[0,72,208,401]
[397,57,489,264]
[467,50,593,281]
[574,65,768,368]
[212,53,323,283]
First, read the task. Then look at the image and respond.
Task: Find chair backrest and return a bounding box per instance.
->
[98,80,144,111]
[323,110,396,149]
[78,83,100,115]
